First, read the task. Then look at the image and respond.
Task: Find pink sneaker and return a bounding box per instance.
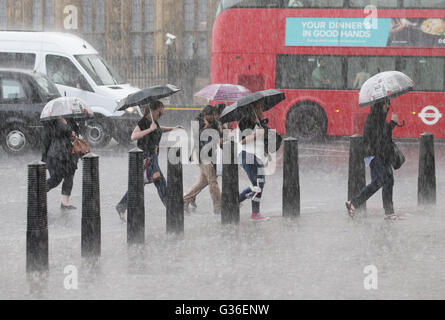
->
[250,213,270,222]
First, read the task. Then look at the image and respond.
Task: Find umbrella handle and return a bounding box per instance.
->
[150,108,154,123]
[390,105,405,127]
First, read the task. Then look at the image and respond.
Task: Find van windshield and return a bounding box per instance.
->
[75,54,126,86]
[35,75,61,101]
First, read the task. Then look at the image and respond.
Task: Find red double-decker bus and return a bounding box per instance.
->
[211,0,445,139]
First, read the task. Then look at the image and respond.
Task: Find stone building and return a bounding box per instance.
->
[0,0,220,104]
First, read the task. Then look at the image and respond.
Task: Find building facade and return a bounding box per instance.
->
[0,0,220,104]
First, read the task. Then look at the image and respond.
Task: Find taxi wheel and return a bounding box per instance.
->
[1,124,33,155]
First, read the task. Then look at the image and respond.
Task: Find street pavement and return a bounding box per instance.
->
[1,137,445,299]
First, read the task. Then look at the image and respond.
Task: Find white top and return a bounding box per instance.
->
[237,124,266,163]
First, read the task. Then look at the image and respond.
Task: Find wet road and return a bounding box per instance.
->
[1,138,445,299]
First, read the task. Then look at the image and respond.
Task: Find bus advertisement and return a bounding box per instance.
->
[211,0,445,139]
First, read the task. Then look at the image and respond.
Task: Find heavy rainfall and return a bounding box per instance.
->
[1,0,445,301]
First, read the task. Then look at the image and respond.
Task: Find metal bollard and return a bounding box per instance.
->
[26,161,49,274]
[282,138,300,218]
[348,134,366,211]
[418,133,436,206]
[81,153,101,258]
[127,148,145,244]
[166,147,184,234]
[221,141,240,225]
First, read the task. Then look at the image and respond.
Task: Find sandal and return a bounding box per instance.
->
[345,201,356,217]
[384,214,400,221]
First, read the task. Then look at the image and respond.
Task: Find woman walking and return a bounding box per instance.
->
[346,100,400,220]
[42,117,81,210]
[238,101,270,222]
[115,101,182,221]
[183,106,222,214]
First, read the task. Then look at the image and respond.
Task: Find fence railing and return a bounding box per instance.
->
[105,56,210,104]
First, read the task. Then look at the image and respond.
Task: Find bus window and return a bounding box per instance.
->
[349,0,397,7]
[219,0,282,10]
[285,0,343,7]
[276,55,344,90]
[397,57,444,91]
[347,56,395,89]
[403,0,445,8]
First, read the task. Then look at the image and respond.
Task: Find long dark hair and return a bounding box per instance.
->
[142,100,164,118]
[369,101,389,126]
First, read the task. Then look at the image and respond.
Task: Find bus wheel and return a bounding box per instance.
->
[286,104,327,141]
[84,119,112,149]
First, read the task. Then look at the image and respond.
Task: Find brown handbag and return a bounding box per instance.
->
[72,137,91,157]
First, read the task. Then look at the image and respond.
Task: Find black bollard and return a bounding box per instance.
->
[127,148,145,244]
[282,138,300,218]
[348,134,366,211]
[418,133,436,206]
[26,161,48,274]
[166,147,184,234]
[221,141,240,225]
[81,153,101,258]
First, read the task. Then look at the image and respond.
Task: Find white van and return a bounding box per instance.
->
[0,31,141,147]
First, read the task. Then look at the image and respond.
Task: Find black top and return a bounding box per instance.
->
[363,107,397,163]
[137,117,163,157]
[42,119,80,174]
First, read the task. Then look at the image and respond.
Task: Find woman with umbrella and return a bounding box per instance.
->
[346,71,414,220]
[183,105,223,214]
[115,100,183,221]
[220,89,285,222]
[41,98,91,210]
[237,101,271,221]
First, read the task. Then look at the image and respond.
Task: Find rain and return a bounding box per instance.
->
[1,0,445,303]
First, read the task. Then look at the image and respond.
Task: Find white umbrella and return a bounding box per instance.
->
[40,97,93,121]
[359,71,415,108]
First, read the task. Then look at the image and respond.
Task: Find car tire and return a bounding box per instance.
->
[83,119,112,149]
[286,103,328,141]
[1,124,34,155]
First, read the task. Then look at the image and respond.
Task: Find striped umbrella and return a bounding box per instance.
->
[194,84,251,102]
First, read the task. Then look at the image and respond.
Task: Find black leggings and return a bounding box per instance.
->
[46,161,76,196]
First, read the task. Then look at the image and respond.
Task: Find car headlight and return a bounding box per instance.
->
[126,107,135,113]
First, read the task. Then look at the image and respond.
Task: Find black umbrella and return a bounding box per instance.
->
[219,89,285,123]
[116,84,181,111]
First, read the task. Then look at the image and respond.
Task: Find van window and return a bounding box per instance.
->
[0,53,36,70]
[46,55,84,88]
[35,75,60,101]
[1,79,27,101]
[75,54,125,86]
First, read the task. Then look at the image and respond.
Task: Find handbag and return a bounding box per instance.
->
[72,137,90,157]
[392,142,405,170]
